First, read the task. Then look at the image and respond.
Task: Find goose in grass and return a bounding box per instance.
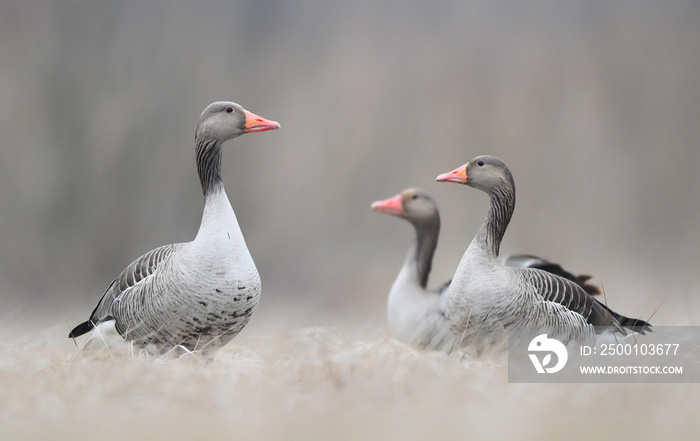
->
[435,155,650,350]
[68,101,280,354]
[371,188,606,350]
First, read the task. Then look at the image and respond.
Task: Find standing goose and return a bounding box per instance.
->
[69,101,280,353]
[371,188,606,350]
[436,155,650,349]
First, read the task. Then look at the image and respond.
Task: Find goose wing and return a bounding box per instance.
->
[68,244,180,338]
[591,297,652,333]
[504,254,600,296]
[520,267,625,333]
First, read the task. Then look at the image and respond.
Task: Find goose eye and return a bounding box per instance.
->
[225,106,234,113]
[411,194,419,200]
[477,160,485,166]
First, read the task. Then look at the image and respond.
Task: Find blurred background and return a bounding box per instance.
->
[1,0,698,333]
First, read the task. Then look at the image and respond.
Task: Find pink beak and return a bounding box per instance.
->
[371,193,404,216]
[436,163,468,184]
[244,109,280,133]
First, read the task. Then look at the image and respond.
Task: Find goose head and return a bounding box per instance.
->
[372,188,439,227]
[195,101,280,143]
[435,155,514,195]
[194,101,279,196]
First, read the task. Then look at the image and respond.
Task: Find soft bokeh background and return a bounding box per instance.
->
[1,0,699,438]
[4,0,698,328]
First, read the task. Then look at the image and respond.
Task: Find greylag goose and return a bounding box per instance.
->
[371,188,606,350]
[68,101,280,353]
[372,189,453,349]
[436,155,650,348]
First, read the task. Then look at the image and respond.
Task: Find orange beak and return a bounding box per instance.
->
[436,163,468,184]
[244,109,281,133]
[371,194,404,216]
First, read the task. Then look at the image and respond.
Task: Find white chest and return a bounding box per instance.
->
[184,189,259,287]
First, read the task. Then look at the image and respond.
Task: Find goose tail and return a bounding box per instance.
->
[68,320,94,339]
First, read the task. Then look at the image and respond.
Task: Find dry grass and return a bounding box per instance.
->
[1,318,698,441]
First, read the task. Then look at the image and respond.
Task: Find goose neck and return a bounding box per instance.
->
[196,137,225,197]
[475,185,515,257]
[407,218,440,289]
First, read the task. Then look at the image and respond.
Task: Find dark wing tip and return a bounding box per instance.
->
[68,321,94,338]
[575,276,602,296]
[620,318,653,335]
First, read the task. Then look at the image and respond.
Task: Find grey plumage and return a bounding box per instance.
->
[69,101,279,353]
[372,189,453,349]
[501,254,601,296]
[436,155,650,350]
[372,187,629,351]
